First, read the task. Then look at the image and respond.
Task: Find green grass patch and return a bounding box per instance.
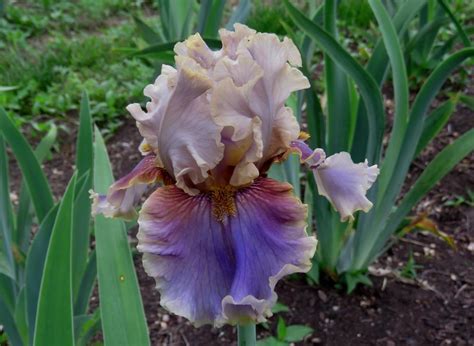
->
[0,1,157,137]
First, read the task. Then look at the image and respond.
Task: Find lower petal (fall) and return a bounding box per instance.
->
[137,178,317,327]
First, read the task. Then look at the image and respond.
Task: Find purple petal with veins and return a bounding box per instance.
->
[137,178,316,326]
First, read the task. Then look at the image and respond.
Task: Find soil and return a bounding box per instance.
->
[5,88,473,345]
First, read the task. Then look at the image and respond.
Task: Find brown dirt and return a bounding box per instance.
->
[5,91,473,345]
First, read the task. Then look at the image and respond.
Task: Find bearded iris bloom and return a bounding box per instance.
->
[92,24,378,327]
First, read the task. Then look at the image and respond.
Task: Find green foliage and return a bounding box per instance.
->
[0,94,149,345]
[246,0,294,35]
[0,2,472,345]
[443,190,474,207]
[0,1,154,136]
[404,0,472,86]
[400,251,422,280]
[338,0,375,29]
[284,0,474,291]
[131,0,251,62]
[257,316,313,345]
[33,174,76,345]
[93,127,150,345]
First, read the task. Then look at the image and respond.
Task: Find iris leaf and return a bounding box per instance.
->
[284,0,384,164]
[34,174,76,346]
[369,0,409,201]
[25,204,58,341]
[0,108,53,223]
[370,129,474,262]
[0,136,15,280]
[72,92,93,308]
[93,127,149,346]
[15,124,57,253]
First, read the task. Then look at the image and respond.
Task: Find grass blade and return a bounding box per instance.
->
[413,4,445,63]
[33,174,76,346]
[351,0,427,161]
[405,17,449,57]
[14,287,28,345]
[198,0,226,38]
[352,48,474,270]
[74,310,101,346]
[74,250,97,315]
[93,127,149,346]
[0,86,19,92]
[379,48,474,220]
[284,0,385,164]
[0,108,54,223]
[459,93,474,110]
[302,64,325,149]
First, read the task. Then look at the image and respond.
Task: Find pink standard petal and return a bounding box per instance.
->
[128,58,224,195]
[137,178,316,327]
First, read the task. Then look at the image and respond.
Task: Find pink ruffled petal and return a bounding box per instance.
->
[218,24,256,59]
[174,33,220,69]
[233,30,309,162]
[127,58,224,195]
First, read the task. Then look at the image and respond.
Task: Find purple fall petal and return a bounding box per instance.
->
[137,178,316,326]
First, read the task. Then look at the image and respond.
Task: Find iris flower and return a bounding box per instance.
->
[92,24,378,327]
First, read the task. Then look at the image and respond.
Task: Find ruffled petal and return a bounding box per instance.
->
[128,58,225,195]
[127,65,177,153]
[218,23,256,59]
[221,178,316,324]
[137,178,316,327]
[236,31,310,164]
[213,55,263,88]
[91,155,168,219]
[174,33,220,69]
[210,76,263,186]
[290,140,378,221]
[314,153,379,222]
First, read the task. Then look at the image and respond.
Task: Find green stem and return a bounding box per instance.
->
[237,324,256,346]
